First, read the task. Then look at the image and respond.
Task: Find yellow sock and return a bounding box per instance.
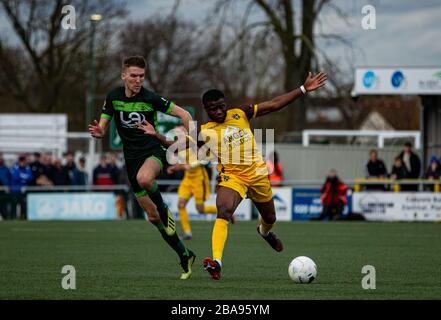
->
[259,217,274,236]
[212,218,229,261]
[178,207,191,234]
[203,205,217,214]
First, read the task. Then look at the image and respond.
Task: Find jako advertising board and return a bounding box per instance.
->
[27,192,117,220]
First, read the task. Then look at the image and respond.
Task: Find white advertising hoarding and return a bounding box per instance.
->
[354,67,441,95]
[353,192,441,221]
[271,187,293,221]
[0,114,67,153]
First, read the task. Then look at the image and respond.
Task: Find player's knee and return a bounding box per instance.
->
[195,204,205,213]
[262,213,276,225]
[216,202,234,219]
[137,173,156,190]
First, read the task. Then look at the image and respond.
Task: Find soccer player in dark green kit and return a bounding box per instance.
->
[89,56,196,279]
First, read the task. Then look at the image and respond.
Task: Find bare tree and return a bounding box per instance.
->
[213,0,352,132]
[0,0,126,116]
[117,1,222,97]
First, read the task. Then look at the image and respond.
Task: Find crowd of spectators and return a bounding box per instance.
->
[364,142,441,191]
[0,151,128,193]
[0,151,130,220]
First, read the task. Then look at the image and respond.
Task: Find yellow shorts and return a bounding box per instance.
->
[178,175,211,204]
[217,171,273,203]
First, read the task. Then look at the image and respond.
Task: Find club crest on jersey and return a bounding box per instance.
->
[223,175,230,182]
[119,111,145,128]
[232,113,240,120]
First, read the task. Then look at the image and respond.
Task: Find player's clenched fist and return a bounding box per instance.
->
[88,120,105,139]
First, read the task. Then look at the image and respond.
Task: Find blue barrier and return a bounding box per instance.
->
[292,188,352,220]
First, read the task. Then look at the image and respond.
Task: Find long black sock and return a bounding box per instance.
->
[150,220,189,259]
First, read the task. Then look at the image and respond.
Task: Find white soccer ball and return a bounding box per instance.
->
[288,256,317,284]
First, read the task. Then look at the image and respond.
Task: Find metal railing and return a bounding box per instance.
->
[1,178,439,193]
[351,178,440,192]
[302,130,420,149]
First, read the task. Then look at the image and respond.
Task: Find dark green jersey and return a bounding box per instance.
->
[101,86,174,159]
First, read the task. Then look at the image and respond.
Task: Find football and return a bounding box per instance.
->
[288,256,317,284]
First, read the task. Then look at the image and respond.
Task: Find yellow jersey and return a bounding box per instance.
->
[200,107,268,177]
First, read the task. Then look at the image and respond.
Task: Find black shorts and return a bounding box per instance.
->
[125,147,168,197]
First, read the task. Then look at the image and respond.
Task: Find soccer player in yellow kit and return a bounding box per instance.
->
[167,126,217,240]
[138,71,327,280]
[199,71,327,280]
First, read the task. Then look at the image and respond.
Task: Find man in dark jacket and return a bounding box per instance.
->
[48,158,71,186]
[398,142,421,191]
[364,149,388,190]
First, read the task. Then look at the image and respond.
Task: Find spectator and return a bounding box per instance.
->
[266,151,284,187]
[30,152,44,184]
[390,156,409,180]
[48,158,70,186]
[9,154,33,219]
[425,155,441,191]
[0,154,10,188]
[31,153,54,186]
[398,141,421,191]
[314,169,348,221]
[93,155,116,185]
[364,149,388,190]
[0,154,11,220]
[77,156,89,185]
[10,154,33,193]
[63,151,81,185]
[108,152,121,184]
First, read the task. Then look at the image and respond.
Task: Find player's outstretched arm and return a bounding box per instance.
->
[88,118,110,139]
[255,71,327,117]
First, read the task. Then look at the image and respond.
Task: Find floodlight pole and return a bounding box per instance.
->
[86,14,102,130]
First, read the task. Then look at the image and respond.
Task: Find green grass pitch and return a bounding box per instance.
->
[0,220,440,299]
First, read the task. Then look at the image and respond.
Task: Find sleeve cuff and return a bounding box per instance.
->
[253,104,258,118]
[100,114,112,120]
[165,102,174,115]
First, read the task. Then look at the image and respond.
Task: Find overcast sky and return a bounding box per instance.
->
[127,0,441,69]
[1,0,440,70]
